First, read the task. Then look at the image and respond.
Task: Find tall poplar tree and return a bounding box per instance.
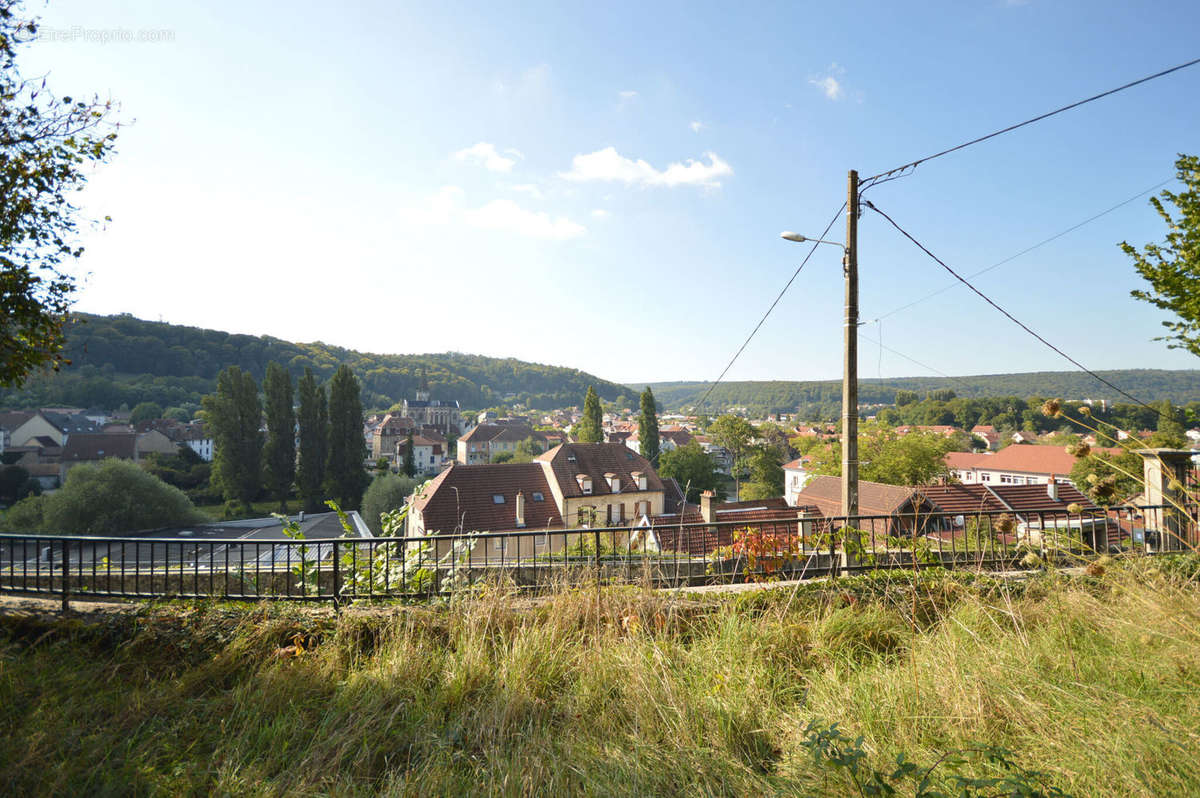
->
[326,364,368,510]
[202,366,262,512]
[262,362,295,512]
[577,386,603,443]
[402,431,416,477]
[638,386,660,463]
[296,367,328,513]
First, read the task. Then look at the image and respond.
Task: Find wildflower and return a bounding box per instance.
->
[1066,441,1091,458]
[1041,398,1062,418]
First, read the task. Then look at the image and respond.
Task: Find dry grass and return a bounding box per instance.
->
[2,557,1199,796]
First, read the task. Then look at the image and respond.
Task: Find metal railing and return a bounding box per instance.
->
[0,504,1193,608]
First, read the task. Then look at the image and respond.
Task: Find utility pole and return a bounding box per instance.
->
[842,170,859,525]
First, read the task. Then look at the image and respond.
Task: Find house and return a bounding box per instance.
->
[651,493,821,556]
[1010,430,1040,445]
[693,435,733,474]
[395,434,446,475]
[945,445,1121,488]
[625,425,693,455]
[60,432,139,478]
[0,411,35,453]
[793,475,940,536]
[782,456,814,506]
[919,481,1113,549]
[456,422,543,464]
[9,411,102,448]
[135,428,179,458]
[971,425,1001,450]
[408,443,669,561]
[371,413,417,459]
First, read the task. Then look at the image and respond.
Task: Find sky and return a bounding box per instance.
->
[19,0,1200,388]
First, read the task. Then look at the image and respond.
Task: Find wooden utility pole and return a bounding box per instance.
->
[842,170,859,525]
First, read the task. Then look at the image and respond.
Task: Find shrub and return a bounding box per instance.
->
[0,494,46,532]
[360,473,418,535]
[41,458,206,535]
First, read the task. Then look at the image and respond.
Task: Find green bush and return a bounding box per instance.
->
[360,473,418,535]
[0,494,46,532]
[41,459,206,535]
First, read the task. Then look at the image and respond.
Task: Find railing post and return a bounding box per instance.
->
[61,538,70,614]
[331,539,340,610]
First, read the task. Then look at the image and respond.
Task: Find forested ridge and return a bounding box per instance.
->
[0,313,628,411]
[646,371,1200,417]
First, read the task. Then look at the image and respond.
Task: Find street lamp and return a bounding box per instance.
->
[779,231,847,250]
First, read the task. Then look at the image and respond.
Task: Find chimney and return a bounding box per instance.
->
[515,491,526,527]
[1046,476,1058,501]
[700,490,715,523]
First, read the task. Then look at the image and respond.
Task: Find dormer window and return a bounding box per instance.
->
[576,474,593,495]
[605,472,620,492]
[531,492,544,502]
[631,471,647,491]
[492,494,505,504]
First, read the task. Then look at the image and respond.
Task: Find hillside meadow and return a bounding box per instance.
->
[2,557,1199,796]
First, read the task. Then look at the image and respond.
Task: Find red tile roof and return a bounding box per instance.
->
[946,444,1123,477]
[795,475,926,518]
[537,443,663,499]
[412,463,563,534]
[61,433,137,463]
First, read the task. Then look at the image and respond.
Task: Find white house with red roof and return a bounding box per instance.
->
[946,444,1122,488]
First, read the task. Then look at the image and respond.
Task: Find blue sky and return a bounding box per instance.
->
[21,0,1200,387]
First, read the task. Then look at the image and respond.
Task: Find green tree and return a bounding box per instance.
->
[41,459,205,535]
[130,402,164,425]
[326,364,368,510]
[202,366,262,511]
[1153,399,1187,447]
[262,362,295,512]
[1069,448,1143,506]
[296,367,327,513]
[402,431,416,477]
[510,436,544,463]
[708,414,757,498]
[1124,154,1200,355]
[360,473,418,535]
[491,451,515,463]
[657,441,723,504]
[638,386,660,463]
[809,423,952,486]
[577,386,603,443]
[0,3,119,387]
[894,390,919,407]
[740,447,785,501]
[0,492,44,531]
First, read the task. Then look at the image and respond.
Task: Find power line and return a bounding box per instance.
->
[861,56,1200,188]
[868,176,1174,323]
[864,199,1166,417]
[694,202,846,411]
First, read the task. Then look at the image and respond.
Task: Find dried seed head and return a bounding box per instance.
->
[1041,398,1063,418]
[1078,406,1092,417]
[1066,441,1091,458]
[1066,502,1083,514]
[996,514,1015,534]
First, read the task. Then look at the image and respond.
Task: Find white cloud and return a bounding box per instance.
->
[464,200,586,239]
[560,147,733,188]
[511,183,543,200]
[618,90,638,100]
[591,209,609,218]
[454,142,519,172]
[399,187,584,240]
[690,120,705,133]
[809,63,846,101]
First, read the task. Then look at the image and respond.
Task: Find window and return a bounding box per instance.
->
[492,494,505,504]
[981,473,991,482]
[532,492,544,502]
[535,534,547,547]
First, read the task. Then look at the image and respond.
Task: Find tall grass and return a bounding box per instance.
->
[2,557,1199,796]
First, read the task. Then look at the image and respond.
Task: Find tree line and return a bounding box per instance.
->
[203,362,369,515]
[0,312,629,412]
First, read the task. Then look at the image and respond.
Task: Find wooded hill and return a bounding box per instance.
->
[646,370,1200,417]
[0,313,629,412]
